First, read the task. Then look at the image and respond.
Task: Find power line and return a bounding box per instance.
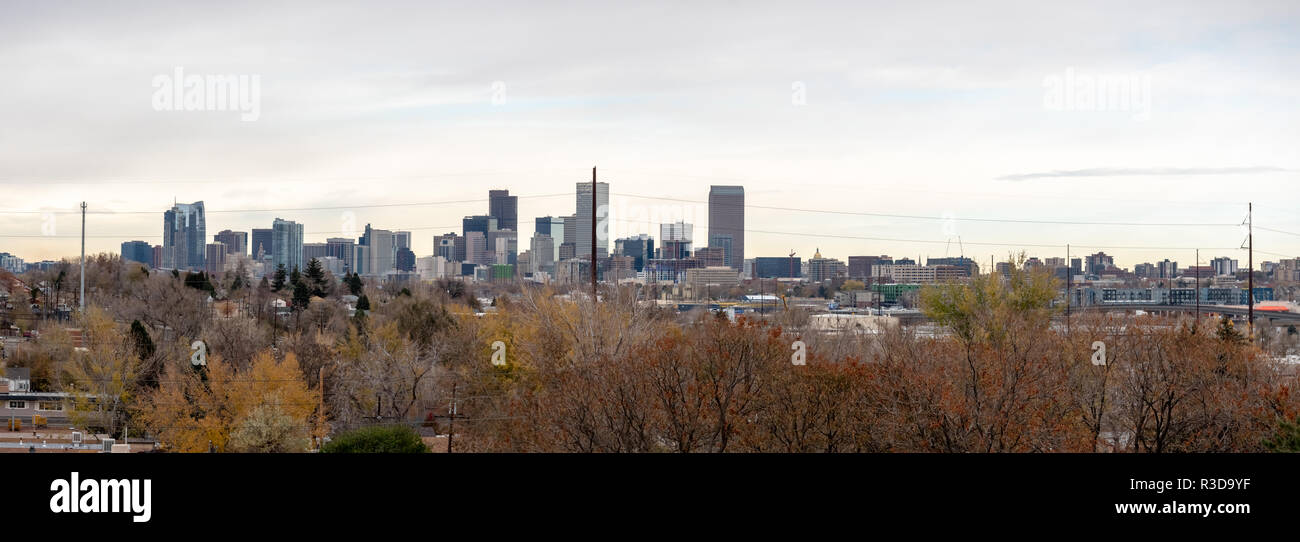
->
[612,192,1241,227]
[0,193,568,216]
[606,217,1244,251]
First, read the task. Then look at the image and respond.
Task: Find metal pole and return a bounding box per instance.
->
[1248,202,1253,335]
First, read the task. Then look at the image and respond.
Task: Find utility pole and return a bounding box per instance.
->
[79,202,86,311]
[1248,202,1254,336]
[317,366,325,450]
[591,166,598,300]
[1195,248,1200,328]
[1065,244,1070,335]
[446,383,457,453]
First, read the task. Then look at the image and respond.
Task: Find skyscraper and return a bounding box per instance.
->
[659,221,693,259]
[536,216,565,262]
[433,232,460,262]
[214,229,248,256]
[489,189,518,232]
[162,201,206,270]
[120,240,153,267]
[271,218,304,273]
[575,182,609,260]
[708,185,744,271]
[615,234,654,272]
[251,228,273,261]
[360,224,395,276]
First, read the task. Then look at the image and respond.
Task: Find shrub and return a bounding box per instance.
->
[321,425,427,453]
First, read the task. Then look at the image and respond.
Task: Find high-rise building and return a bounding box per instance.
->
[1211,257,1239,277]
[326,238,356,273]
[659,221,693,259]
[707,185,744,270]
[575,182,609,260]
[536,216,565,262]
[614,234,654,272]
[488,229,518,265]
[489,189,518,232]
[463,215,497,237]
[205,242,227,275]
[213,230,248,256]
[1087,252,1115,275]
[530,235,555,274]
[1157,259,1178,279]
[465,231,488,264]
[162,201,206,270]
[359,224,395,276]
[303,242,330,261]
[121,240,153,267]
[271,218,304,273]
[433,232,460,262]
[251,228,273,261]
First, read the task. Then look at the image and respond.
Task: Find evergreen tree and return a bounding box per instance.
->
[129,319,155,362]
[290,266,302,287]
[1216,315,1246,345]
[272,264,287,291]
[346,272,364,296]
[305,258,327,298]
[292,280,311,312]
[356,294,370,312]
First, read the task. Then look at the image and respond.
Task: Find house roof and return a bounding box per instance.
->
[1,367,30,382]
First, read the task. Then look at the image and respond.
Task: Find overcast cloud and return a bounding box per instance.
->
[1,0,1297,268]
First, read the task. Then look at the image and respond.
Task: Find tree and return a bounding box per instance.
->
[129,319,155,364]
[346,272,364,296]
[292,280,311,313]
[136,350,319,452]
[304,258,327,298]
[228,403,310,453]
[1264,415,1300,452]
[321,425,427,453]
[272,264,287,292]
[1216,315,1246,345]
[290,266,302,288]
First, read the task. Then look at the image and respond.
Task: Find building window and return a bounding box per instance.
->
[37,401,63,411]
[8,400,27,410]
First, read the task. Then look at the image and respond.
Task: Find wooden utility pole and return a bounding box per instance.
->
[317,367,325,450]
[1195,248,1200,328]
[1065,244,1070,335]
[1247,202,1254,335]
[591,166,598,299]
[446,383,457,453]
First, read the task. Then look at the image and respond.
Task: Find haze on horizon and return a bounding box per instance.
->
[1,0,1297,270]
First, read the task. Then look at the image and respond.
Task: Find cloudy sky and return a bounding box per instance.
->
[2,0,1297,269]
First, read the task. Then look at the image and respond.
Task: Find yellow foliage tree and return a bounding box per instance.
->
[136,350,319,452]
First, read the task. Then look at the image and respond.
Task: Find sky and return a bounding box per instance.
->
[1,0,1298,270]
